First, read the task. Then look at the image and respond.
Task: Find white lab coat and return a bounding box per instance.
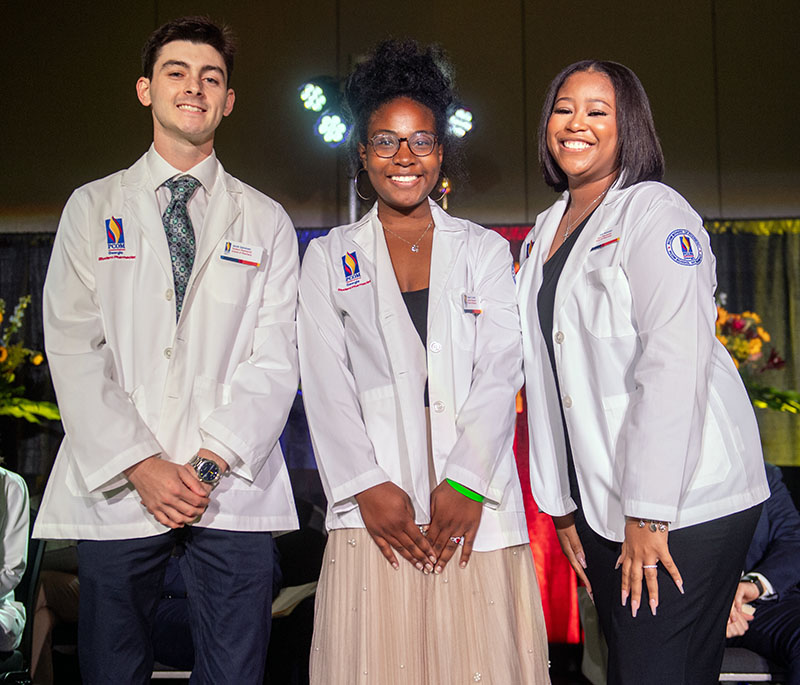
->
[0,467,28,652]
[34,150,300,540]
[518,181,769,542]
[298,202,529,551]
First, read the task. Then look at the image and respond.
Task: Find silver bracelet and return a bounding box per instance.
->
[638,519,668,533]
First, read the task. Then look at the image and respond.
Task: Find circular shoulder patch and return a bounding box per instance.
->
[665,229,703,266]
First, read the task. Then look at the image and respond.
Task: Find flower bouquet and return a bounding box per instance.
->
[716,304,800,414]
[0,295,60,423]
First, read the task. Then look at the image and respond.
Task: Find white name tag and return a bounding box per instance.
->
[219,241,263,267]
[462,293,482,315]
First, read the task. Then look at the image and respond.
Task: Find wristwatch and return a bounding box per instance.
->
[189,454,221,485]
[741,573,765,597]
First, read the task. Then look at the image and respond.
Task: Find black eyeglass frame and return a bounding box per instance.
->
[367,131,439,158]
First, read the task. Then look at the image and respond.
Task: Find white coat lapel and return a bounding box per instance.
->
[121,160,173,282]
[369,210,430,514]
[553,197,608,315]
[427,202,463,326]
[191,171,241,282]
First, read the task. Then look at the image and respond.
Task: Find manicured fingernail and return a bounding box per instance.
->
[392,562,399,570]
[425,563,433,573]
[650,599,657,616]
[435,565,442,574]
[429,555,437,564]
[621,590,628,606]
[415,562,423,571]
[631,599,639,618]
[577,553,587,569]
[615,559,621,570]
[588,590,595,605]
[460,560,467,569]
[678,581,685,595]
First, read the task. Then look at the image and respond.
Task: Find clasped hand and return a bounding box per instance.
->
[356,480,483,573]
[125,449,228,529]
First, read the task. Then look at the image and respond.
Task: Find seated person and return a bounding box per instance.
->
[0,464,29,657]
[727,462,800,685]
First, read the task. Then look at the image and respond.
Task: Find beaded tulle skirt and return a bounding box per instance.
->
[309,528,551,684]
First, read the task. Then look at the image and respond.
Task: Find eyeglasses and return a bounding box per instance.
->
[368,131,438,158]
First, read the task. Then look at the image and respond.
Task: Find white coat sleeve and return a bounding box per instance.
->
[442,233,524,504]
[44,190,163,492]
[297,241,390,513]
[619,195,716,522]
[198,206,300,482]
[0,470,29,598]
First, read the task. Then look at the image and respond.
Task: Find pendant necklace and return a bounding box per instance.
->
[563,185,611,241]
[382,220,434,253]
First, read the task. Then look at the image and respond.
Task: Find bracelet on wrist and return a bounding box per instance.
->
[637,518,668,533]
[445,478,484,503]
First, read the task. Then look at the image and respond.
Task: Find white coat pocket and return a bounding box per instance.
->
[582,267,637,339]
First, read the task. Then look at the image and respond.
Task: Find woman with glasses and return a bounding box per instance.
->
[517,59,769,683]
[298,40,550,684]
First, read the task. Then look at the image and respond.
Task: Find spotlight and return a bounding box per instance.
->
[448,107,473,138]
[317,112,348,146]
[299,82,327,112]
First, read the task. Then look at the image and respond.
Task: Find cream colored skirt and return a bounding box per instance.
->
[309,528,550,684]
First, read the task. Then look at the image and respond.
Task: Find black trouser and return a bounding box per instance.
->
[576,504,762,685]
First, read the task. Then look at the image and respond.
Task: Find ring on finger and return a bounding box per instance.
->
[449,536,464,545]
[643,564,658,569]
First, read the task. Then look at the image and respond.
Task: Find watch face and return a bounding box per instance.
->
[197,460,220,483]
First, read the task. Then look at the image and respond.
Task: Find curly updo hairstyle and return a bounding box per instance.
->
[344,39,464,181]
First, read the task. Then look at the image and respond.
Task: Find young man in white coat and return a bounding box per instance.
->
[33,17,299,684]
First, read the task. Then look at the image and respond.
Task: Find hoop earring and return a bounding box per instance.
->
[354,167,374,202]
[432,175,451,203]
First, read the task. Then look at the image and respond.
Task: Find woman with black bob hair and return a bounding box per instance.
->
[299,39,550,684]
[518,59,769,683]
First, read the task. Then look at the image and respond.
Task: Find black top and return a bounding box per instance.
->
[401,287,430,407]
[536,212,595,504]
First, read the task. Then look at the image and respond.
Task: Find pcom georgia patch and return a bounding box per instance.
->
[665,229,703,266]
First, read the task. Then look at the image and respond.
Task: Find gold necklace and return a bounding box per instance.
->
[382,220,434,253]
[563,186,611,241]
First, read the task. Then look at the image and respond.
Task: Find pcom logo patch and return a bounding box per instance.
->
[105,216,125,255]
[665,229,703,266]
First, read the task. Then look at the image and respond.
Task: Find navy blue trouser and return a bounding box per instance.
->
[576,505,762,685]
[728,586,800,685]
[78,527,275,685]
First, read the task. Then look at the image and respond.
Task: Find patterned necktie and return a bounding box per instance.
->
[162,175,201,320]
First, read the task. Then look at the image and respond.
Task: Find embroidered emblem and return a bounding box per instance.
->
[665,229,703,266]
[342,251,361,285]
[590,237,620,252]
[105,216,125,255]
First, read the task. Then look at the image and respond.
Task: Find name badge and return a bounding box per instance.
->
[220,241,263,267]
[462,293,482,315]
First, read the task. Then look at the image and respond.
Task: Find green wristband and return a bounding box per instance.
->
[445,478,485,503]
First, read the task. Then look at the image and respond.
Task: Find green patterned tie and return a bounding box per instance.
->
[162,175,201,320]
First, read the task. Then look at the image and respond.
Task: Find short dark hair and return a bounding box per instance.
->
[344,39,464,181]
[141,16,236,84]
[538,60,664,192]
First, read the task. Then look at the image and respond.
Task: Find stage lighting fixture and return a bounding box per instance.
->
[317,113,348,146]
[448,108,473,138]
[300,82,327,112]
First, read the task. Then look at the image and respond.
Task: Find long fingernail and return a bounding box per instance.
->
[621,590,628,606]
[678,580,685,595]
[415,562,423,571]
[425,563,434,573]
[650,599,657,616]
[631,599,639,618]
[577,553,587,569]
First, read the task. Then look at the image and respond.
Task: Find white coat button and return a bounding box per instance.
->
[562,395,573,408]
[165,288,174,301]
[554,331,565,344]
[429,341,442,353]
[164,347,173,359]
[433,400,446,413]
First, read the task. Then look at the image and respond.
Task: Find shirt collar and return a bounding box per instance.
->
[145,143,219,195]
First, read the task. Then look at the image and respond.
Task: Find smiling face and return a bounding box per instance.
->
[546,70,619,189]
[359,96,443,216]
[136,40,235,165]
